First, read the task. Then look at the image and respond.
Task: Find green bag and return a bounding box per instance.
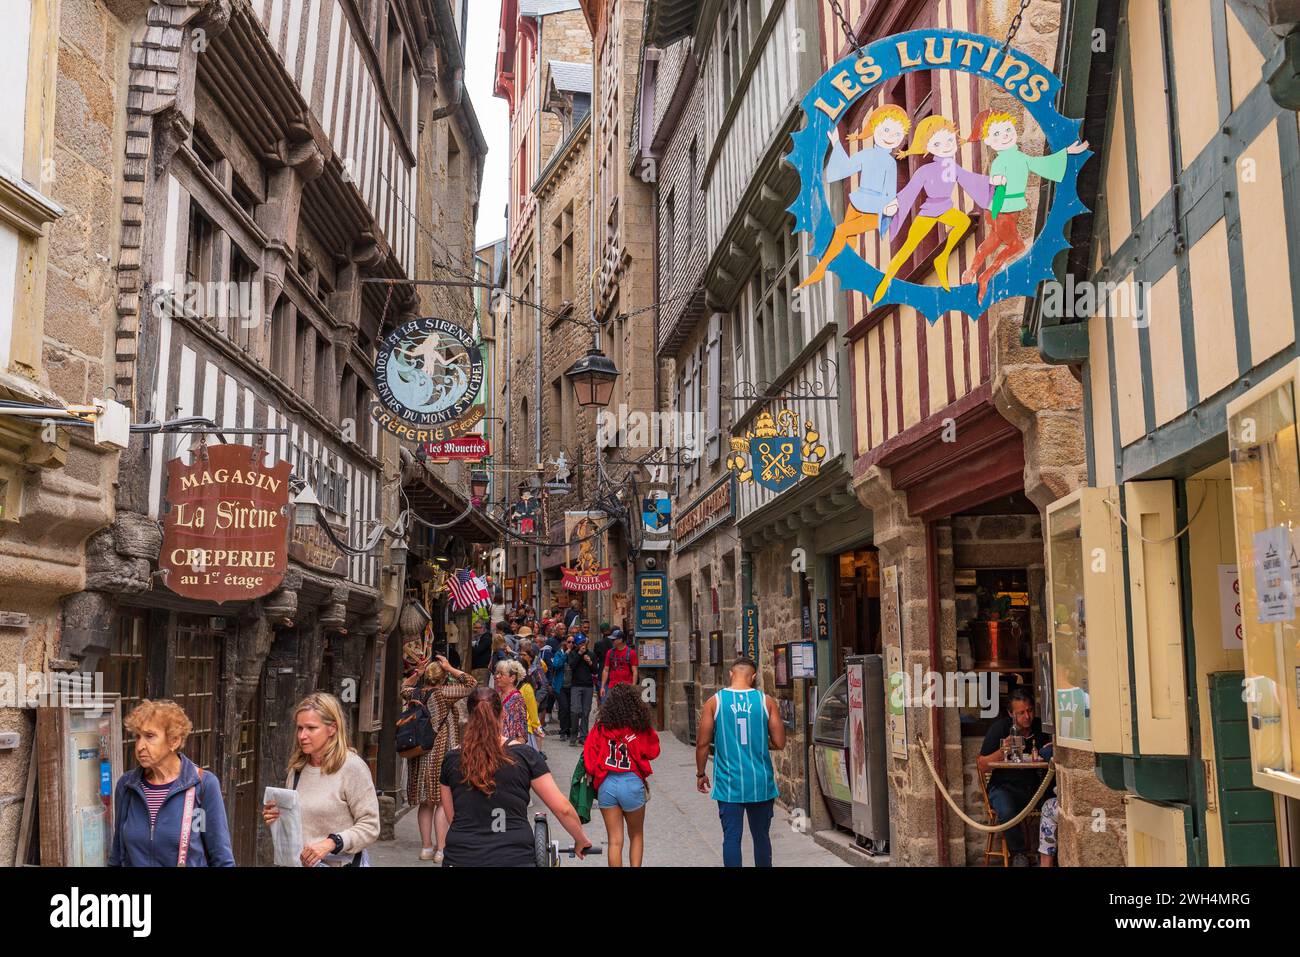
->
[569,759,594,824]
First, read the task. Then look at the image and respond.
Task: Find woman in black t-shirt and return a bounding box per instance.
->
[439,687,591,866]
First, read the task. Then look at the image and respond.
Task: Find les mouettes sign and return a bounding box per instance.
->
[160,443,291,602]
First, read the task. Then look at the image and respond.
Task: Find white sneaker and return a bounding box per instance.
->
[433,849,444,864]
[419,847,436,861]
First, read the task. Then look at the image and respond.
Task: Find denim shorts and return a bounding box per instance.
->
[597,772,646,811]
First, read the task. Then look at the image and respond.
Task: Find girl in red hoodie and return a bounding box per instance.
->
[583,683,661,866]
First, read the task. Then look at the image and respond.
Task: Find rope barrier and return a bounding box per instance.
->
[914,734,1055,833]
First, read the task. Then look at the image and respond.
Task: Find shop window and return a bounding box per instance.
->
[171,617,220,773]
[1045,487,1131,754]
[104,610,152,770]
[1227,359,1300,799]
[185,202,217,289]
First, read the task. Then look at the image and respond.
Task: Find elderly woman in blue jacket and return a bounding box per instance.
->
[108,699,235,867]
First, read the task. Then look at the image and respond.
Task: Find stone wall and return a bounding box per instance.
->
[0,0,133,867]
[751,534,811,810]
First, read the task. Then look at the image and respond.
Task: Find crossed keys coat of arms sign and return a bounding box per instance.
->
[726,410,827,494]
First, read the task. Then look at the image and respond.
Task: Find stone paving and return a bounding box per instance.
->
[369,713,848,868]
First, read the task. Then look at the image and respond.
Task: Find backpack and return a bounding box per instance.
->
[608,646,632,674]
[395,691,452,759]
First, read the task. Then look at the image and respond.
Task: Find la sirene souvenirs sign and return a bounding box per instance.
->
[371,316,485,443]
[160,443,291,602]
[787,28,1092,320]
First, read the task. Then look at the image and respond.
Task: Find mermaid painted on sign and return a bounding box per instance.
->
[385,330,472,416]
[873,114,994,303]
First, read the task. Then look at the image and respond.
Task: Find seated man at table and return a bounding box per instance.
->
[977,688,1052,866]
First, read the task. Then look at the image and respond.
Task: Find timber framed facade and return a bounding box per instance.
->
[1037,0,1300,867]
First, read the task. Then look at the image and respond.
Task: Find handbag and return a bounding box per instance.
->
[568,759,595,824]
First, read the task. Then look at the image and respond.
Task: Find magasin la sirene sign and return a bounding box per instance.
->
[160,442,291,602]
[370,316,486,444]
[787,27,1092,320]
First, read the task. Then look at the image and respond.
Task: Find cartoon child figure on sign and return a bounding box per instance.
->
[961,109,1088,301]
[798,105,911,289]
[873,114,995,303]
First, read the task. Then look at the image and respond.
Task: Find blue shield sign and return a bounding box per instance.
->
[750,436,801,493]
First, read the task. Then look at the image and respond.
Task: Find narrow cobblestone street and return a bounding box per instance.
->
[370,721,847,868]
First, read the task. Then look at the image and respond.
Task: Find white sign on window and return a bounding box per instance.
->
[1253,526,1294,624]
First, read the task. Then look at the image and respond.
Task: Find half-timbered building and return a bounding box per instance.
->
[812,0,1108,865]
[49,0,488,864]
[1038,0,1300,867]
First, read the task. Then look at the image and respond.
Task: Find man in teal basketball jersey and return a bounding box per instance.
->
[695,658,786,866]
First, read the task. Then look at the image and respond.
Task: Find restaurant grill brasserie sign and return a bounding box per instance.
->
[160,443,291,602]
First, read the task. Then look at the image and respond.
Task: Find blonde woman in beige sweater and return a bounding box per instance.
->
[262,692,380,867]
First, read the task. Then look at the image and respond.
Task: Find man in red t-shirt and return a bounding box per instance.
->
[600,629,638,698]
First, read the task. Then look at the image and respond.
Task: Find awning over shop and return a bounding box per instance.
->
[402,461,500,544]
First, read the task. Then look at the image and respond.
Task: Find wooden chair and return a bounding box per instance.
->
[979,770,1039,866]
[979,770,1011,866]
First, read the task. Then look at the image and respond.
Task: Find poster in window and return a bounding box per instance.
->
[708,630,722,666]
[774,643,791,689]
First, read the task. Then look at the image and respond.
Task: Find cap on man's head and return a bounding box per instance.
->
[575,635,588,645]
[611,628,625,642]
[517,626,533,638]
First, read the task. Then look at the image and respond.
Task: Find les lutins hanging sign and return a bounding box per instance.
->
[787,27,1091,320]
[371,317,486,443]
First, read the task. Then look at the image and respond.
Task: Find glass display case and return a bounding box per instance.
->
[1048,497,1090,743]
[1044,486,1128,753]
[1227,359,1300,799]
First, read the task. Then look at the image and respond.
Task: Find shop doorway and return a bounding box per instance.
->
[231,664,263,866]
[170,614,223,773]
[833,548,881,669]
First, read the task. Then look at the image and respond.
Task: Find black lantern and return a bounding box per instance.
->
[470,471,489,504]
[563,347,620,408]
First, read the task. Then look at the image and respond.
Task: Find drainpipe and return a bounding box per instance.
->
[534,15,544,609]
[430,66,465,121]
[925,520,950,866]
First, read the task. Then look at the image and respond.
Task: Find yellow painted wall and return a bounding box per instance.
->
[1226,3,1266,112]
[867,323,883,447]
[1088,312,1115,483]
[1147,268,1185,425]
[1189,219,1238,398]
[1103,69,1132,255]
[1109,277,1146,446]
[925,310,948,415]
[1128,0,1172,220]
[1170,0,1220,164]
[1237,119,1297,365]
[900,307,921,430]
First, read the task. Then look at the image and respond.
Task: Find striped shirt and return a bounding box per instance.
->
[141,779,171,826]
[710,688,778,804]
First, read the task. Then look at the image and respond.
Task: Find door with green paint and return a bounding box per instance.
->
[1208,672,1280,866]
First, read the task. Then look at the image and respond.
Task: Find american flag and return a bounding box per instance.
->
[448,568,490,611]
